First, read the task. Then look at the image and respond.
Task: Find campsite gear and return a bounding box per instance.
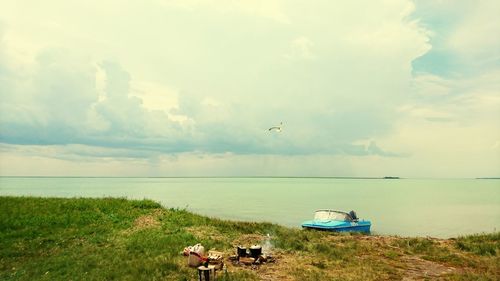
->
[239,257,255,265]
[249,245,262,258]
[301,210,371,233]
[188,244,206,267]
[207,250,224,270]
[197,265,215,281]
[237,246,247,258]
[207,250,224,260]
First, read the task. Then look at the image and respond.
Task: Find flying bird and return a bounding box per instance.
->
[268,122,283,132]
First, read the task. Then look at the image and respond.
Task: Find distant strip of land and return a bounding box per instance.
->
[0,196,498,280]
[0,176,394,179]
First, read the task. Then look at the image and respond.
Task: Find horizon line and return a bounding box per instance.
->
[1,176,498,180]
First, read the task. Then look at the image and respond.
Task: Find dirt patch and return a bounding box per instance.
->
[151,208,167,217]
[182,232,470,280]
[121,212,162,235]
[354,235,459,279]
[225,249,298,281]
[185,225,228,242]
[134,215,160,229]
[401,256,457,280]
[354,234,400,244]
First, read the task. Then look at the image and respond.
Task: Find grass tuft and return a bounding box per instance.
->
[455,232,499,256]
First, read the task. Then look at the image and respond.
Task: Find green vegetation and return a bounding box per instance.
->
[1,196,498,280]
[456,232,499,256]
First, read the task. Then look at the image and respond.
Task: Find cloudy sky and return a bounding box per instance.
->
[0,0,499,177]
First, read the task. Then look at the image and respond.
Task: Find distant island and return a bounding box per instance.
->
[383,176,400,179]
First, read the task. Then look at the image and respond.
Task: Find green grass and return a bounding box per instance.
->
[455,232,499,256]
[0,196,498,280]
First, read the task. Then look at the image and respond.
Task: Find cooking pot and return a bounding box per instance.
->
[237,246,247,257]
[249,245,262,258]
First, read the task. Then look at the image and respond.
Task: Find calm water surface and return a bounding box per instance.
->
[1,177,499,238]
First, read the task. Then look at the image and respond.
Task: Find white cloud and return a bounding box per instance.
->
[130,80,179,112]
[448,0,500,63]
[387,68,500,177]
[156,0,291,24]
[0,1,426,153]
[407,69,500,125]
[0,0,498,177]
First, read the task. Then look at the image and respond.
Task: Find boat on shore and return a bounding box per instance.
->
[301,210,371,233]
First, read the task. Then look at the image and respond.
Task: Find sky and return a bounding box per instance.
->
[0,0,499,178]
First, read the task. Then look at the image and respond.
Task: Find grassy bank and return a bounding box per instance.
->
[0,196,498,280]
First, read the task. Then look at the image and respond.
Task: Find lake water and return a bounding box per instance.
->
[1,177,499,238]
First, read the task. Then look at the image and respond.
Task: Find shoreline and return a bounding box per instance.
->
[1,196,498,280]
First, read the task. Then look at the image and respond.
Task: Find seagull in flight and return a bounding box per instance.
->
[268,122,283,132]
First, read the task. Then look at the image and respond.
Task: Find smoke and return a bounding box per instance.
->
[262,233,273,254]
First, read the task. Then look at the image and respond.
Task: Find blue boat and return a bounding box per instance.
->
[301,210,371,233]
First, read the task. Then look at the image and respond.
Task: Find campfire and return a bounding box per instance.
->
[184,234,277,280]
[229,244,276,266]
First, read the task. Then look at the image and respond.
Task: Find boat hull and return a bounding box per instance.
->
[301,220,371,233]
